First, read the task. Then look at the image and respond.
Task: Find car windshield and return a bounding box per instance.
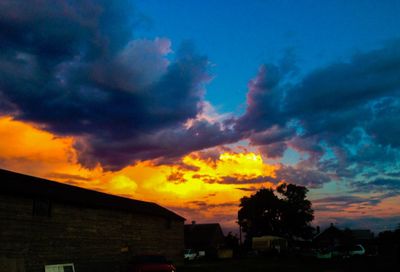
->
[351,245,362,251]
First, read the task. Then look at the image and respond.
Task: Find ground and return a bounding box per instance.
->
[177,256,398,272]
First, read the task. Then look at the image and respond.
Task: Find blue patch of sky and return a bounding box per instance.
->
[280,147,302,165]
[135,0,400,114]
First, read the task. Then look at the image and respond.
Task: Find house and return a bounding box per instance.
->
[0,169,185,272]
[313,224,374,250]
[184,222,225,258]
[313,224,347,249]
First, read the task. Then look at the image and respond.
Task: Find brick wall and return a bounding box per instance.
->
[0,194,184,272]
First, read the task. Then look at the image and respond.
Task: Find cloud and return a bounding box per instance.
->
[237,40,400,187]
[74,119,240,170]
[274,165,331,188]
[258,142,287,159]
[313,195,382,212]
[186,200,237,209]
[249,126,295,146]
[0,1,136,58]
[46,172,90,181]
[186,147,235,168]
[235,64,286,133]
[193,174,275,185]
[167,171,187,184]
[320,216,400,233]
[386,171,400,177]
[286,42,400,116]
[92,38,172,92]
[366,98,400,148]
[353,178,400,195]
[0,1,239,170]
[236,186,260,192]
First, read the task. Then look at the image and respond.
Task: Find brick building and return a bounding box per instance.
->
[0,169,184,272]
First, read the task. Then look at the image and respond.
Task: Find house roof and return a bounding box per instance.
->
[184,223,225,249]
[313,225,344,242]
[313,225,374,245]
[0,168,184,221]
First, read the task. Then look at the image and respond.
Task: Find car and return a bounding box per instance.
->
[129,255,176,272]
[316,248,333,259]
[317,244,366,259]
[184,249,198,261]
[348,244,365,256]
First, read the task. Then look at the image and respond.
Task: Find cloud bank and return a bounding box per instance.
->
[237,41,400,195]
[0,0,239,170]
[1,1,400,204]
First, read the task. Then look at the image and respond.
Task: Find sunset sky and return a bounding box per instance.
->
[1,0,400,233]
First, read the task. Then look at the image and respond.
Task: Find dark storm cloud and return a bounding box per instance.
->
[258,142,287,158]
[0,0,239,170]
[192,174,274,185]
[366,98,400,148]
[217,175,274,185]
[353,178,400,194]
[348,144,398,168]
[239,40,400,137]
[189,148,228,167]
[386,171,400,177]
[249,126,295,146]
[236,186,259,192]
[274,166,331,188]
[0,1,136,59]
[317,158,358,179]
[75,119,240,170]
[286,42,400,116]
[313,195,382,212]
[238,40,400,189]
[235,64,287,133]
[192,165,331,188]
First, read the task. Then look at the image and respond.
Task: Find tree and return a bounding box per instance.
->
[237,183,314,242]
[238,189,281,239]
[224,232,239,253]
[276,183,314,239]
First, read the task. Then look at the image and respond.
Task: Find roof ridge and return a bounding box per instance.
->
[0,168,184,220]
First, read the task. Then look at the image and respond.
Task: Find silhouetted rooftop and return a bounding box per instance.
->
[0,168,184,221]
[184,223,225,249]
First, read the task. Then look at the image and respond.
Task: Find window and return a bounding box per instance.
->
[45,264,75,272]
[33,199,51,217]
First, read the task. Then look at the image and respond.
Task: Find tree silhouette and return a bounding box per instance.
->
[276,183,314,239]
[238,189,281,239]
[238,183,314,242]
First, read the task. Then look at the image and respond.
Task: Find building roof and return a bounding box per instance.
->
[313,224,345,242]
[0,168,184,221]
[184,223,225,249]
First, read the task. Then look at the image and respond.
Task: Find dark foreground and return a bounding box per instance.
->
[178,256,398,272]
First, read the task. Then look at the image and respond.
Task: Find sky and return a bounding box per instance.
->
[1,0,400,234]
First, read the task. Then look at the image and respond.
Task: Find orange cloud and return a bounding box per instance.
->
[5,116,398,233]
[0,116,85,175]
[0,116,281,230]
